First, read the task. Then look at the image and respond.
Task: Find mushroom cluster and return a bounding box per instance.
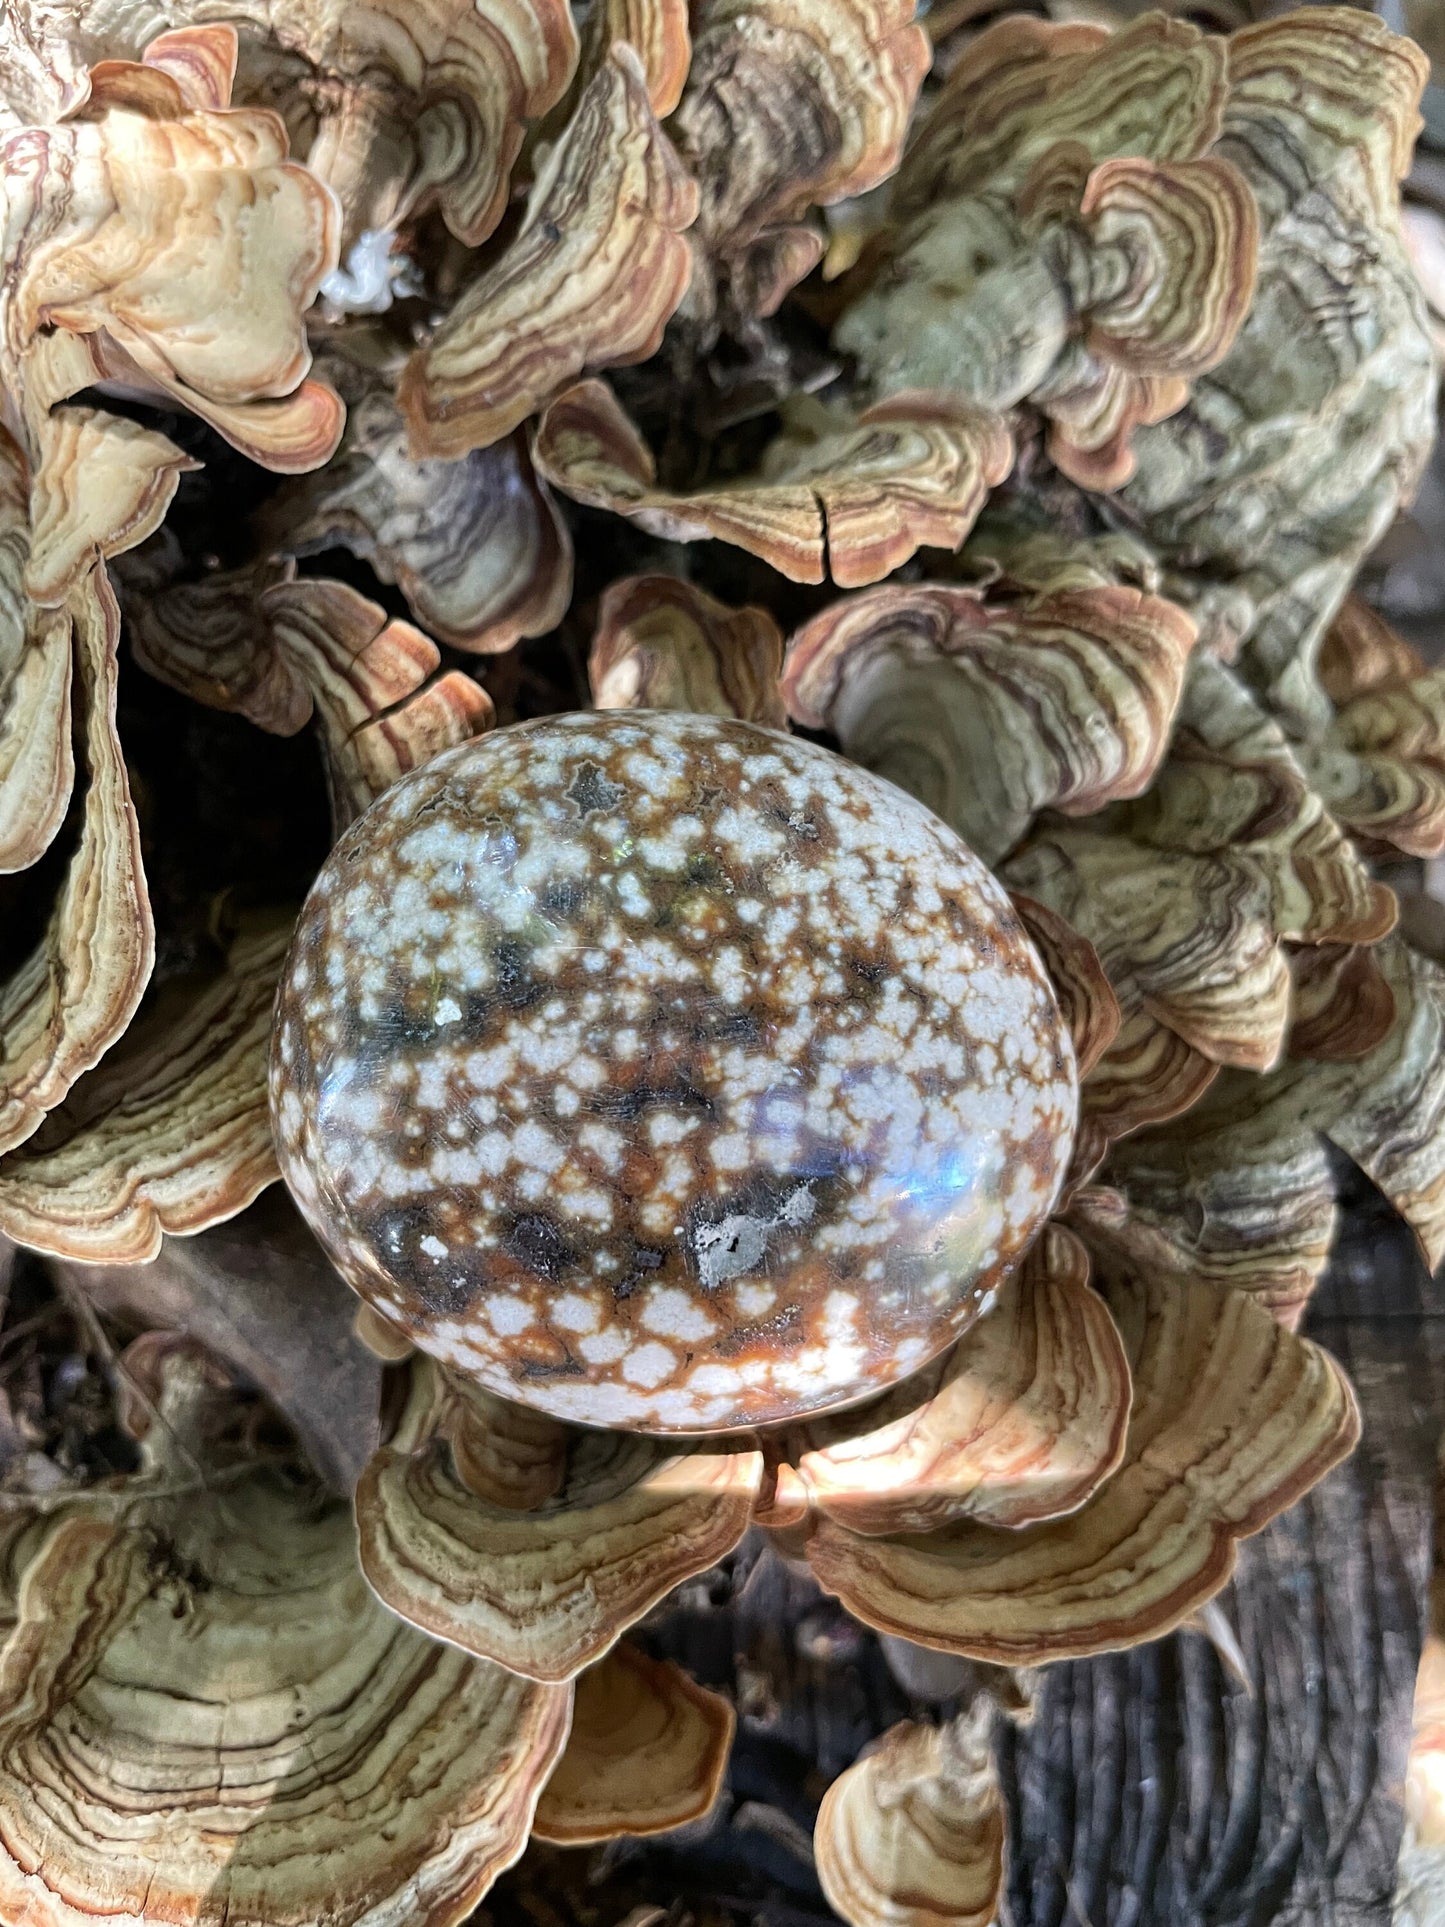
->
[0,0,1441,1921]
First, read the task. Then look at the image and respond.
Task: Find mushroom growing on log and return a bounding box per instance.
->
[0,3,1439,1922]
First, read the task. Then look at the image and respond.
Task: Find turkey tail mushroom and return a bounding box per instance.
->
[355,1355,763,1682]
[532,1641,735,1844]
[399,45,698,459]
[815,1708,1005,1927]
[781,579,1196,864]
[804,1258,1359,1662]
[533,380,1012,586]
[589,574,788,726]
[0,1339,573,1927]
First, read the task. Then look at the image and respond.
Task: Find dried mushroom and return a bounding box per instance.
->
[815,1707,1005,1927]
[590,574,787,726]
[7,0,580,251]
[534,380,1013,586]
[354,1353,763,1679]
[0,5,1438,1922]
[783,1224,1129,1537]
[0,26,344,481]
[399,45,698,457]
[262,344,573,654]
[804,1257,1358,1662]
[531,1640,735,1843]
[782,576,1196,863]
[830,7,1437,734]
[0,568,151,1156]
[0,1339,573,1927]
[671,0,929,320]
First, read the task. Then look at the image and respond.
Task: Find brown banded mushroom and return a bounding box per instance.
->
[259,344,574,656]
[259,577,495,830]
[814,1707,1005,1927]
[0,918,292,1263]
[781,577,1197,864]
[1287,940,1397,1065]
[775,579,1397,1151]
[4,0,581,254]
[670,0,930,322]
[590,574,788,726]
[114,545,313,734]
[0,1337,574,1927]
[0,566,152,1158]
[531,1640,735,1843]
[565,0,692,122]
[533,381,1014,586]
[801,1254,1359,1663]
[0,20,357,1187]
[1297,596,1445,859]
[817,7,1438,736]
[0,584,488,1262]
[0,425,73,875]
[0,26,344,483]
[399,45,699,459]
[781,1224,1129,1538]
[354,1353,763,1678]
[1121,9,1436,731]
[833,14,1259,471]
[118,548,505,775]
[1002,659,1397,1089]
[1080,934,1445,1325]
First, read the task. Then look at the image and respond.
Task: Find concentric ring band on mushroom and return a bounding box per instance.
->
[0,1,1439,1923]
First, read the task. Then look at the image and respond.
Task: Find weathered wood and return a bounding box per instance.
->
[999,1186,1442,1927]
[53,1190,382,1492]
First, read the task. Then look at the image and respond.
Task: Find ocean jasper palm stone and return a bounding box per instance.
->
[270,711,1078,1432]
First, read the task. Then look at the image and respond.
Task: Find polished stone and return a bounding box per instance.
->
[271,711,1078,1433]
